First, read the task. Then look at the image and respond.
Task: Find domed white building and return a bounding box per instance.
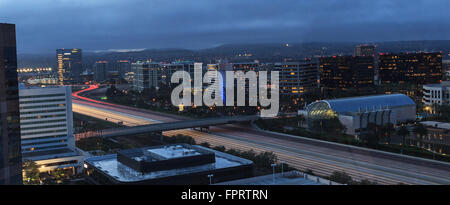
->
[306,94,416,135]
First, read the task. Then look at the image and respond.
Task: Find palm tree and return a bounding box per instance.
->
[413,123,428,141]
[383,123,394,144]
[365,123,379,147]
[397,125,410,147]
[23,160,40,185]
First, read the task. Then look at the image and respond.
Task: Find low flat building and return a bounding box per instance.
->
[306,94,416,136]
[26,77,59,85]
[408,121,450,155]
[84,144,254,185]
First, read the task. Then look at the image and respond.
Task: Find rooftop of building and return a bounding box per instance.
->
[309,94,415,114]
[424,81,450,88]
[132,60,159,65]
[118,144,208,163]
[145,145,200,159]
[378,51,442,56]
[273,60,316,65]
[420,121,450,130]
[424,84,444,88]
[319,55,374,59]
[232,62,259,65]
[85,145,253,183]
[170,60,195,64]
[22,147,84,161]
[18,83,68,90]
[216,171,340,185]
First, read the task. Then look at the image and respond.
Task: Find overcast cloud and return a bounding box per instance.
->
[0,0,449,53]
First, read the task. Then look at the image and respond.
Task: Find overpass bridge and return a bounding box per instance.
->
[94,115,259,138]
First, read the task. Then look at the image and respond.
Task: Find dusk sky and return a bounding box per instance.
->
[1,0,449,53]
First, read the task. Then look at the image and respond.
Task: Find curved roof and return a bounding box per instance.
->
[322,94,415,114]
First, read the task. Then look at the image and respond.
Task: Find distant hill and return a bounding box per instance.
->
[375,40,450,53]
[18,40,450,68]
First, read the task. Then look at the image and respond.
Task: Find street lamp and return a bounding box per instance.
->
[281,161,285,176]
[207,174,214,185]
[271,163,277,184]
[425,106,433,114]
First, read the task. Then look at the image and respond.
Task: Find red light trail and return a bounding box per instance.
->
[71,84,119,107]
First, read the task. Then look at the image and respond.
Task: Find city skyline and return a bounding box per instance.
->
[3,0,450,193]
[1,0,449,53]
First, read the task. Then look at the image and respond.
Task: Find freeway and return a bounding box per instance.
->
[72,86,450,185]
[96,115,259,138]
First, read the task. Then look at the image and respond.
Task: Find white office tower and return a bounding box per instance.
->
[423,81,450,105]
[19,85,86,174]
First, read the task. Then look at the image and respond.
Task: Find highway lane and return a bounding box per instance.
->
[72,98,450,184]
[206,131,446,184]
[209,126,450,182]
[164,129,423,184]
[73,98,184,122]
[73,103,155,126]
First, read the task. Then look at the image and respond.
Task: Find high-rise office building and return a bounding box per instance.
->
[443,60,450,80]
[232,62,259,72]
[163,61,195,85]
[0,23,22,185]
[231,62,260,101]
[320,56,375,93]
[378,52,442,85]
[132,61,161,92]
[56,48,82,85]
[93,61,108,82]
[354,45,376,57]
[19,85,85,174]
[274,60,318,96]
[354,45,379,84]
[204,64,226,101]
[117,60,131,77]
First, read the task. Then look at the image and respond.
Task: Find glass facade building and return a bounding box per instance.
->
[354,45,376,57]
[274,61,318,96]
[320,56,375,93]
[56,48,82,85]
[0,23,22,185]
[93,61,108,83]
[117,60,131,77]
[132,61,161,92]
[378,52,442,85]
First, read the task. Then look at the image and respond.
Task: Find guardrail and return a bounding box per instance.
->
[288,170,343,185]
